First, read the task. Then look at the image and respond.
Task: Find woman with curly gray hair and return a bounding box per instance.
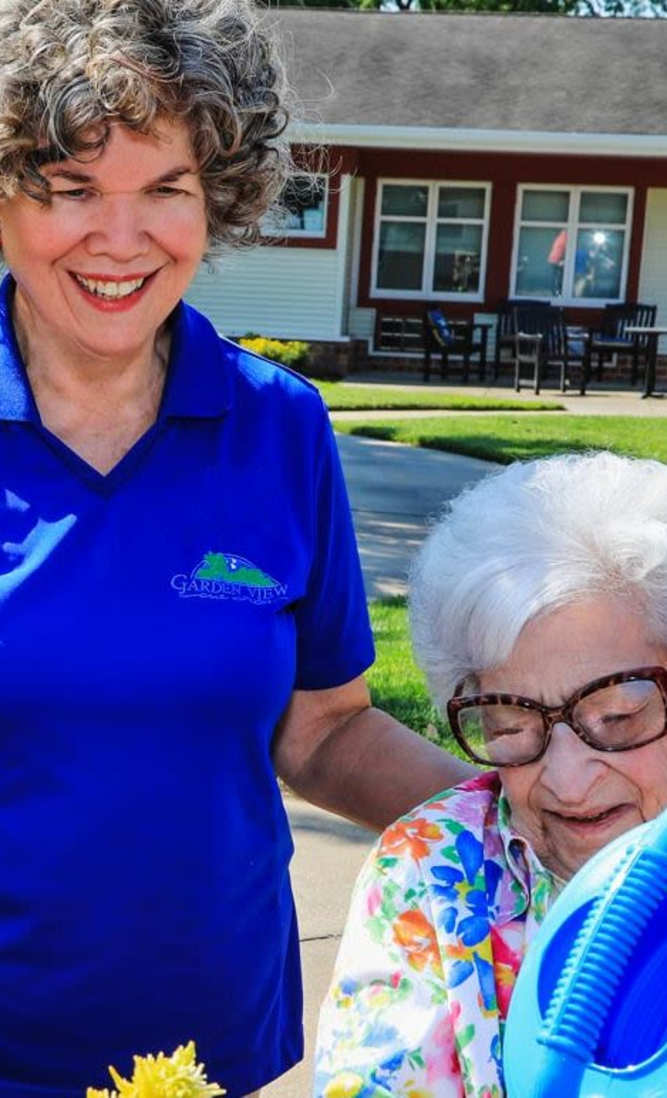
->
[0,2,472,1095]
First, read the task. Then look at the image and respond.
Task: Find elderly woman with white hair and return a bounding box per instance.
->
[314,450,667,1098]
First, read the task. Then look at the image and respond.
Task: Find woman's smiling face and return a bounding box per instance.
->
[0,118,208,365]
[482,595,667,881]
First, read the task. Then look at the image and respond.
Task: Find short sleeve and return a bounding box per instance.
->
[314,838,463,1098]
[294,411,374,690]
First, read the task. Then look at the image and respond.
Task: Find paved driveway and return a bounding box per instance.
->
[336,433,500,598]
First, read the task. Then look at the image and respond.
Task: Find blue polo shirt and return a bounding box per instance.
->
[0,275,374,1098]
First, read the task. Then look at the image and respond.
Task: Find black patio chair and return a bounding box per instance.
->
[580,303,657,395]
[492,298,550,380]
[513,305,587,395]
[422,308,488,383]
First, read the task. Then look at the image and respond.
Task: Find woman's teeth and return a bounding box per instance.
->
[561,807,618,823]
[74,275,147,299]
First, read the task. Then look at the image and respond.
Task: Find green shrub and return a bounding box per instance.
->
[239,336,310,370]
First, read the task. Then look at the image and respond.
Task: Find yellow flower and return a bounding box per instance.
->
[323,1072,365,1098]
[86,1041,225,1098]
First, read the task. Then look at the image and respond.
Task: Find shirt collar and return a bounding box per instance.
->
[0,274,40,422]
[495,783,560,925]
[158,297,233,420]
[0,273,233,423]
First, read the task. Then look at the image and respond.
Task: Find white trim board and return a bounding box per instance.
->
[289,123,667,159]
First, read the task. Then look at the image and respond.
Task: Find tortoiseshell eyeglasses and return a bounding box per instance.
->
[446,666,667,767]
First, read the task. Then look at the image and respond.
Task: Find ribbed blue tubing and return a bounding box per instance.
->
[531,813,667,1097]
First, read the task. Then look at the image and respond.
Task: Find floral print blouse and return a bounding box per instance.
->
[314,772,559,1098]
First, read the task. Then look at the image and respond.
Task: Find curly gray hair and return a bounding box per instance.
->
[0,0,290,254]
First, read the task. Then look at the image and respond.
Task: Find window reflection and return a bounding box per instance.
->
[377,221,426,291]
[574,229,623,299]
[262,174,327,236]
[516,226,567,297]
[374,181,489,296]
[514,188,630,301]
[382,185,429,218]
[434,223,482,293]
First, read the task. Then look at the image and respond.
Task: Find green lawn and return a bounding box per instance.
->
[367,596,465,757]
[334,414,667,464]
[314,380,563,413]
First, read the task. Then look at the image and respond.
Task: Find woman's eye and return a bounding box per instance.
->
[601,703,646,725]
[51,188,93,200]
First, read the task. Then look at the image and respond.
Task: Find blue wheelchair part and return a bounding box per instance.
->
[504,809,667,1097]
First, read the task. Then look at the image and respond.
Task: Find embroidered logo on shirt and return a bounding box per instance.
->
[170,552,287,604]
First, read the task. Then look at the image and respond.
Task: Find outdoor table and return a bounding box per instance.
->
[625,325,667,397]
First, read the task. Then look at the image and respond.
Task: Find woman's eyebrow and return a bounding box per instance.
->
[150,166,198,184]
[45,169,93,183]
[44,164,197,185]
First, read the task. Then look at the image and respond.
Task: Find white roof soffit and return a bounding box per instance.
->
[288,123,667,159]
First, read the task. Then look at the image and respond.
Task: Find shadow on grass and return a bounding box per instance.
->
[348,425,597,465]
[327,400,563,412]
[374,594,407,608]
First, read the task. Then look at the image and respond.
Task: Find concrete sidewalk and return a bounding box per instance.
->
[336,433,499,598]
[264,437,499,1098]
[332,381,667,418]
[263,797,376,1098]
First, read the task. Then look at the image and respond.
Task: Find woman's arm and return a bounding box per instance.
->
[272,676,477,832]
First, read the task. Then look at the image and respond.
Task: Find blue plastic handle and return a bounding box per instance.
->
[504,810,667,1098]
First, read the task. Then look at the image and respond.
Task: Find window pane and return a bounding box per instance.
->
[438,187,485,220]
[263,175,326,234]
[433,223,482,293]
[580,192,628,225]
[381,184,428,218]
[377,221,426,290]
[573,229,624,299]
[521,190,570,223]
[515,226,568,296]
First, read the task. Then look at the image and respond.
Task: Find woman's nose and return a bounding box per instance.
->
[540,720,607,802]
[84,195,151,259]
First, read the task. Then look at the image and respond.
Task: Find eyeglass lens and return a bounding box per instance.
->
[457,678,665,765]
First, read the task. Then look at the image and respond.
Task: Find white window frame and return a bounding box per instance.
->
[261,172,329,240]
[370,179,491,302]
[510,184,634,307]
